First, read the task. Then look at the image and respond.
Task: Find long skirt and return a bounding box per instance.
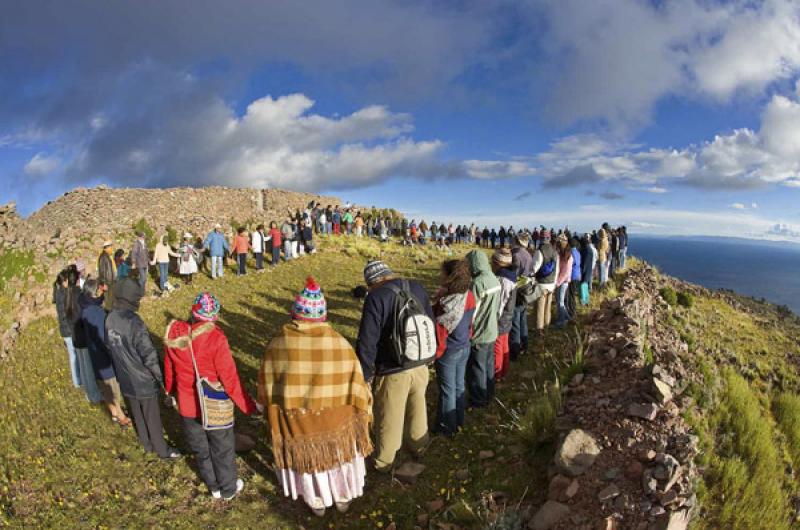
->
[277,452,366,510]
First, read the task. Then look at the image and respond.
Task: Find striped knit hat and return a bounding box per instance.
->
[363,260,393,286]
[192,292,221,322]
[292,277,327,322]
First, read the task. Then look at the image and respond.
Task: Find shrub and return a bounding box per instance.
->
[132,218,155,248]
[659,286,678,306]
[164,226,178,246]
[677,291,695,308]
[773,392,800,472]
[515,382,562,450]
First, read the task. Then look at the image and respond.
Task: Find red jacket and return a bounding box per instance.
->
[232,234,251,254]
[268,228,282,248]
[164,320,257,418]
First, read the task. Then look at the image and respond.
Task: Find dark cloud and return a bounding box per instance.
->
[513,191,532,201]
[541,164,602,189]
[600,191,624,200]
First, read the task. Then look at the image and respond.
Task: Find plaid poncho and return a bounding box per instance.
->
[258,321,373,474]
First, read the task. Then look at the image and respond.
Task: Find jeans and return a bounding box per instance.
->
[510,305,528,360]
[137,269,147,290]
[620,247,627,269]
[435,345,469,436]
[373,365,429,470]
[271,246,280,266]
[467,342,495,408]
[599,261,609,285]
[182,417,237,496]
[158,262,169,291]
[254,252,264,270]
[75,347,103,403]
[237,253,247,275]
[210,256,224,278]
[555,283,569,327]
[284,240,293,261]
[326,222,333,234]
[63,337,81,387]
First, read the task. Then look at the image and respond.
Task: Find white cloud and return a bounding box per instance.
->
[730,203,747,210]
[23,153,60,176]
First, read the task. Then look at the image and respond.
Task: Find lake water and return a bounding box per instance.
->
[629,235,800,315]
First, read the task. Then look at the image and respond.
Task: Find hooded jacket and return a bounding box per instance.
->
[79,293,116,381]
[105,278,163,398]
[495,266,517,335]
[467,251,501,345]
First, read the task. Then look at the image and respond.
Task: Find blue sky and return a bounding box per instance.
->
[2,0,800,240]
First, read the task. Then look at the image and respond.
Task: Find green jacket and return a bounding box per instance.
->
[467,250,501,345]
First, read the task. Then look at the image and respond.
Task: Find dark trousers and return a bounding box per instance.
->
[271,246,280,266]
[254,252,264,270]
[567,280,580,320]
[181,417,237,496]
[510,305,528,361]
[237,253,247,275]
[126,396,169,457]
[467,342,495,408]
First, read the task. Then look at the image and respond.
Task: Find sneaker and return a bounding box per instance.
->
[222,479,244,501]
[335,501,352,514]
[160,448,182,460]
[311,506,326,517]
[211,490,221,499]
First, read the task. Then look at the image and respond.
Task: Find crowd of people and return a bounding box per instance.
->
[53,212,628,515]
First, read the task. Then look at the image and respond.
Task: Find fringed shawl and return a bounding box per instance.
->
[258,321,373,474]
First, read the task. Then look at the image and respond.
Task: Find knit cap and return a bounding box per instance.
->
[363,260,393,286]
[192,292,221,322]
[292,277,327,322]
[493,247,513,267]
[540,229,551,240]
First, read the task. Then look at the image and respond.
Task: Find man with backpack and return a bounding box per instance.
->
[532,230,558,335]
[356,260,435,472]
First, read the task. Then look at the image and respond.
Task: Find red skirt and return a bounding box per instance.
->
[494,333,510,379]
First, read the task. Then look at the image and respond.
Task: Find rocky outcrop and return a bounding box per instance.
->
[539,265,700,530]
[0,185,387,338]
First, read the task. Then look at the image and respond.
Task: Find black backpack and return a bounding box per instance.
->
[385,280,437,367]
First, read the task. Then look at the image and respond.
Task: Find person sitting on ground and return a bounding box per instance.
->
[260,278,372,516]
[164,292,260,501]
[491,248,517,380]
[105,278,181,460]
[466,250,502,408]
[356,260,434,472]
[79,279,131,427]
[432,259,476,437]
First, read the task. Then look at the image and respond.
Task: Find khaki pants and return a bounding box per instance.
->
[373,364,429,470]
[535,289,554,330]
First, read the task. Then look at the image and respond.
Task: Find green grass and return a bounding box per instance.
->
[773,392,800,474]
[700,370,790,530]
[659,285,677,306]
[2,237,610,529]
[0,249,35,290]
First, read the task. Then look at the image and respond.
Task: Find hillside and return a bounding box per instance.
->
[1,187,800,529]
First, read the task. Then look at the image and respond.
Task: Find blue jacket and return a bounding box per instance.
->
[356,278,433,380]
[571,247,582,281]
[203,231,229,257]
[79,293,116,381]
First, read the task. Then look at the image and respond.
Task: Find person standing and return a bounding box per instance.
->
[596,228,610,288]
[581,234,597,297]
[465,250,501,408]
[203,224,230,280]
[281,216,295,261]
[151,235,179,293]
[179,233,199,284]
[510,234,533,360]
[164,292,260,500]
[268,221,282,268]
[260,278,372,516]
[97,241,117,308]
[553,235,574,328]
[105,278,181,460]
[532,230,558,335]
[491,248,517,380]
[566,237,582,320]
[432,259,475,436]
[54,269,81,388]
[356,260,434,472]
[79,279,132,427]
[252,225,266,273]
[130,231,150,291]
[619,226,628,270]
[232,227,251,276]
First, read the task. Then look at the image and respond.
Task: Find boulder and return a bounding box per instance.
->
[554,429,601,477]
[528,501,571,530]
[627,403,658,421]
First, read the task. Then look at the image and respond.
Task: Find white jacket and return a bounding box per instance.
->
[251,230,265,253]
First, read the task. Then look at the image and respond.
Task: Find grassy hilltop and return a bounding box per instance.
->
[1,236,800,529]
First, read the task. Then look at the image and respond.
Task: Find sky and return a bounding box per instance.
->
[2,0,800,241]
